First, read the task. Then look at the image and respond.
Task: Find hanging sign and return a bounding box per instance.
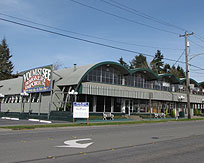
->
[22,65,52,93]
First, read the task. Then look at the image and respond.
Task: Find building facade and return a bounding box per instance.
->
[0,61,204,116]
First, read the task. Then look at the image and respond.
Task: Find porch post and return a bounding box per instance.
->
[93,96,96,112]
[111,97,114,113]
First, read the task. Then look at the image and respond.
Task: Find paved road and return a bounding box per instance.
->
[1,120,204,163]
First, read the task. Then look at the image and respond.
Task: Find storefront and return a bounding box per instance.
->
[0,61,204,117]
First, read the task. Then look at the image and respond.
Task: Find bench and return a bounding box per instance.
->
[154,113,165,119]
[103,112,114,120]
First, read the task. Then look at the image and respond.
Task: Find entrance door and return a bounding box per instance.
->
[125,99,133,115]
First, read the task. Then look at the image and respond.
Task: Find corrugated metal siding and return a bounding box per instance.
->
[82,82,204,103]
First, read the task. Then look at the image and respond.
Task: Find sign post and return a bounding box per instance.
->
[73,102,89,125]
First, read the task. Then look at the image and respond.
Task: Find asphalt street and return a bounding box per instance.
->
[1,120,204,163]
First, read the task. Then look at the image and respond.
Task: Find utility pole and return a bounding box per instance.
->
[179,32,194,119]
[149,92,153,120]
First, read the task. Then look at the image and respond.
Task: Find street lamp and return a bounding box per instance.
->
[68,90,78,112]
[68,89,78,102]
[0,93,4,112]
[0,93,4,98]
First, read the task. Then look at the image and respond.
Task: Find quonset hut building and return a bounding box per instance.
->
[0,61,204,119]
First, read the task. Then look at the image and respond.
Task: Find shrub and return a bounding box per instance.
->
[194,109,198,116]
[165,109,168,117]
[197,109,202,116]
[193,109,203,116]
[170,109,175,118]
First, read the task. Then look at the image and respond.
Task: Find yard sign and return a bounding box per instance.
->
[73,102,89,118]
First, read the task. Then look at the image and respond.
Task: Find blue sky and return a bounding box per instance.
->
[0,0,204,81]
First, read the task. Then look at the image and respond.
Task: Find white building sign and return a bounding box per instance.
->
[73,102,89,118]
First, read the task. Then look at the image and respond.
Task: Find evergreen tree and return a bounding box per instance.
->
[176,65,185,78]
[118,57,129,68]
[0,38,14,80]
[129,54,149,69]
[170,65,185,78]
[170,65,177,76]
[150,50,164,74]
[163,63,171,73]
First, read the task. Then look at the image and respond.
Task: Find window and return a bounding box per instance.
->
[96,96,104,112]
[31,93,39,103]
[105,97,111,112]
[85,65,123,85]
[114,98,121,112]
[87,95,93,112]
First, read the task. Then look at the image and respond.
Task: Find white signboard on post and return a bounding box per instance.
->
[73,102,89,118]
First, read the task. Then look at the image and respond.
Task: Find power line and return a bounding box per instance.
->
[189,38,204,49]
[189,63,204,71]
[102,0,204,48]
[194,35,204,43]
[194,33,204,42]
[172,49,185,67]
[68,0,179,35]
[1,17,204,72]
[0,17,159,58]
[0,12,182,51]
[190,69,204,72]
[102,0,204,51]
[189,52,204,61]
[0,17,180,61]
[101,0,186,32]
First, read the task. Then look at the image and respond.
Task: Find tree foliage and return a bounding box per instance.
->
[118,50,185,79]
[129,54,149,69]
[118,57,129,68]
[150,50,164,74]
[170,65,185,78]
[0,38,14,80]
[163,63,171,73]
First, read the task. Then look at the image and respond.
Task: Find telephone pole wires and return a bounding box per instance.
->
[179,32,194,119]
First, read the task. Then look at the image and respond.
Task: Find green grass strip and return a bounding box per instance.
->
[1,117,204,130]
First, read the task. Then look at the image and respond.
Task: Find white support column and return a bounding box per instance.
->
[85,94,87,102]
[111,97,114,113]
[121,99,125,113]
[104,97,106,112]
[122,77,125,85]
[93,96,96,112]
[38,93,42,116]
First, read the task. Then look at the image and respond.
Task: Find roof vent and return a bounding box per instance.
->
[73,64,77,71]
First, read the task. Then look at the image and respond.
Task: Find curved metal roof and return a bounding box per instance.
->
[158,74,180,84]
[180,78,199,86]
[131,68,158,80]
[199,82,204,86]
[55,61,203,88]
[56,61,131,87]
